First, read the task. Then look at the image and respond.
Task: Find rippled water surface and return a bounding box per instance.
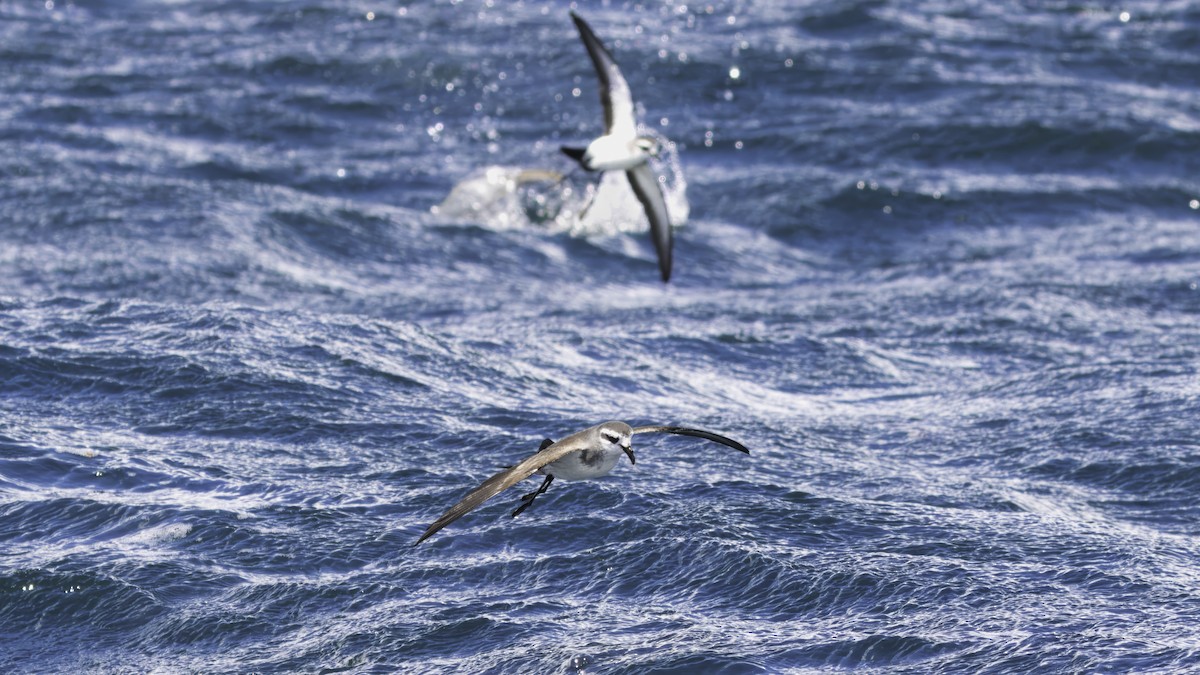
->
[3,0,1200,672]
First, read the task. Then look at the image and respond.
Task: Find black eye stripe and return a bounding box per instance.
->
[602,432,621,444]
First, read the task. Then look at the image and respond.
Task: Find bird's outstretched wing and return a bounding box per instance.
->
[631,425,750,454]
[415,428,592,545]
[416,423,747,545]
[571,12,636,139]
[626,163,673,282]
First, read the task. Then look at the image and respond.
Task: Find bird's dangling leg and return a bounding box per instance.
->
[512,474,554,518]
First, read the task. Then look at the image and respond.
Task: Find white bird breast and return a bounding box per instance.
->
[541,445,624,480]
[584,134,651,172]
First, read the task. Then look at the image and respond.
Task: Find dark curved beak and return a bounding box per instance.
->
[621,444,636,465]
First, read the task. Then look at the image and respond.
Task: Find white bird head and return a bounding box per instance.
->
[634,136,660,158]
[597,421,635,464]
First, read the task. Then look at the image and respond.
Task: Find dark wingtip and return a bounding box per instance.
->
[560,146,588,167]
[653,215,673,282]
[569,11,591,38]
[632,425,749,454]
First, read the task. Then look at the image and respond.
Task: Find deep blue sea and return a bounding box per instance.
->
[3,0,1200,672]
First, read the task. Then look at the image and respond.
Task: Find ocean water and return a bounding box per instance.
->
[3,0,1200,672]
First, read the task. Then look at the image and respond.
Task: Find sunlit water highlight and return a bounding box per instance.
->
[2,0,1200,673]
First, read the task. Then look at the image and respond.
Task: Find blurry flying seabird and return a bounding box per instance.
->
[560,12,676,282]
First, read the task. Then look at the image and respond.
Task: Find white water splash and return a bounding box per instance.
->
[433,134,689,238]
